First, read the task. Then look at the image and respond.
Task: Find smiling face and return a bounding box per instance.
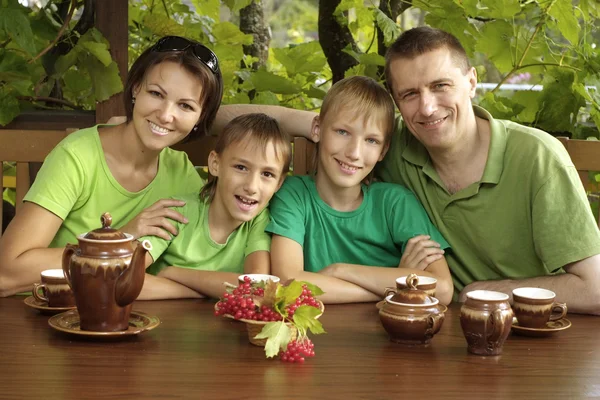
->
[208,139,285,228]
[388,47,477,152]
[312,107,388,197]
[131,61,203,152]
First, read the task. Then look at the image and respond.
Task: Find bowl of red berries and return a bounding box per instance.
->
[215,276,325,363]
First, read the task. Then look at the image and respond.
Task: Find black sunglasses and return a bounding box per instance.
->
[152,36,220,76]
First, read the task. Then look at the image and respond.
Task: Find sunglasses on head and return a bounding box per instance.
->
[152,36,220,76]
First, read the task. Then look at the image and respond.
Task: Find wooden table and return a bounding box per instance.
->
[1,296,599,399]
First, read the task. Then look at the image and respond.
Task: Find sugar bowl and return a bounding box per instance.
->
[379,274,446,346]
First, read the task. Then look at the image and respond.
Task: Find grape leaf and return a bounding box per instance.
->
[0,90,20,126]
[547,0,580,45]
[0,8,36,56]
[373,8,400,47]
[301,281,324,297]
[191,0,220,22]
[293,306,326,336]
[250,70,301,95]
[254,321,292,358]
[475,20,514,74]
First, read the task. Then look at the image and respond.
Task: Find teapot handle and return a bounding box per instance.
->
[62,244,77,289]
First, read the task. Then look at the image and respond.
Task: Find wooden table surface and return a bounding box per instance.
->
[1,296,599,399]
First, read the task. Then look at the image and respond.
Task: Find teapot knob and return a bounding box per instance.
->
[406,273,419,290]
[101,212,113,228]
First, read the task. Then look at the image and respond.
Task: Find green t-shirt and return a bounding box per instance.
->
[24,125,202,247]
[145,194,272,275]
[376,106,600,294]
[265,175,449,272]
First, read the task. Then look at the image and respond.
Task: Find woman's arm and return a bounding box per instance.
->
[137,273,204,300]
[243,250,270,275]
[270,235,380,304]
[0,202,64,297]
[157,267,240,299]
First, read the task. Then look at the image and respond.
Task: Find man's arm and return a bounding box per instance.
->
[271,235,380,304]
[459,254,600,315]
[321,257,454,305]
[212,105,316,138]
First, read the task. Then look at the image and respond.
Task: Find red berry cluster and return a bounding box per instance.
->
[279,338,315,363]
[214,277,320,322]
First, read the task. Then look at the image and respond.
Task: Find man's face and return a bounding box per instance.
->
[387,47,477,152]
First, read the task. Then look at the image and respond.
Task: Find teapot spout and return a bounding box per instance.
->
[115,240,152,307]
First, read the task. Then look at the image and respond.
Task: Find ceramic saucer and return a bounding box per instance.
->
[511,317,571,338]
[24,296,76,315]
[48,310,160,337]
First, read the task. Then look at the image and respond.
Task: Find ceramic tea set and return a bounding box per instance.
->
[378,273,570,355]
[26,212,160,337]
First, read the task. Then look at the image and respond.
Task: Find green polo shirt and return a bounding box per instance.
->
[376,106,600,295]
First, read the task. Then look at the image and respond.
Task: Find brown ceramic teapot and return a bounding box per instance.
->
[379,274,446,346]
[62,212,152,332]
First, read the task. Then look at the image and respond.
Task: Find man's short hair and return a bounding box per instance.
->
[385,26,472,86]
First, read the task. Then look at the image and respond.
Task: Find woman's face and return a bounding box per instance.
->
[131,61,204,152]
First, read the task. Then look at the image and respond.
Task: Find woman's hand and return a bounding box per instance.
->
[398,235,445,271]
[121,199,189,240]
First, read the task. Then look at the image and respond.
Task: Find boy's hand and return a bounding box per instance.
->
[398,235,444,271]
[121,199,188,240]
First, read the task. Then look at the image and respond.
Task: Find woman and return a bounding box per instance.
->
[0,36,223,299]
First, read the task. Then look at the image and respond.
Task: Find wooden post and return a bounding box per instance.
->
[95,0,128,124]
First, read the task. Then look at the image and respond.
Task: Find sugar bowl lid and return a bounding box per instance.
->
[81,212,130,241]
[389,273,436,305]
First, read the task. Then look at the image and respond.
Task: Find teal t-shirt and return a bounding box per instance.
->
[145,194,272,275]
[24,125,203,247]
[265,175,449,272]
[375,105,600,294]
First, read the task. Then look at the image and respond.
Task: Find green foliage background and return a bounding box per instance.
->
[0,0,599,139]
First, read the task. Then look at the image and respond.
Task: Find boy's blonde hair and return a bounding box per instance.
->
[200,113,292,203]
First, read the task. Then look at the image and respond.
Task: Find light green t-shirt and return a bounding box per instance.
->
[145,194,272,275]
[376,106,600,294]
[265,175,449,272]
[24,125,203,247]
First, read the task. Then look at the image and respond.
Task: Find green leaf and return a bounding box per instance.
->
[334,0,363,17]
[54,49,80,76]
[222,0,253,13]
[251,91,280,105]
[511,91,540,124]
[253,321,292,358]
[0,90,20,126]
[475,21,514,74]
[80,56,124,102]
[212,22,253,46]
[80,41,113,67]
[0,8,36,56]
[373,8,400,47]
[293,305,326,335]
[142,13,187,37]
[303,85,327,100]
[547,0,580,45]
[250,70,301,95]
[425,9,477,58]
[0,50,29,81]
[536,69,586,133]
[191,0,220,21]
[477,92,524,120]
[273,41,326,76]
[300,281,324,297]
[482,0,522,19]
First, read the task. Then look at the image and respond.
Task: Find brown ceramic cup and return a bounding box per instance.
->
[512,287,567,328]
[460,290,514,356]
[386,275,437,298]
[32,269,75,308]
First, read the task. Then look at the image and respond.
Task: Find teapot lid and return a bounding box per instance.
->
[82,212,130,240]
[389,274,436,305]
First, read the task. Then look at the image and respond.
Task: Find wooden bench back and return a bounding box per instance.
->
[558,136,600,227]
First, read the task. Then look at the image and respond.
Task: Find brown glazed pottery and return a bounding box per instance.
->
[512,287,567,328]
[379,274,446,346]
[460,290,514,356]
[62,212,152,332]
[386,275,437,298]
[32,269,76,308]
